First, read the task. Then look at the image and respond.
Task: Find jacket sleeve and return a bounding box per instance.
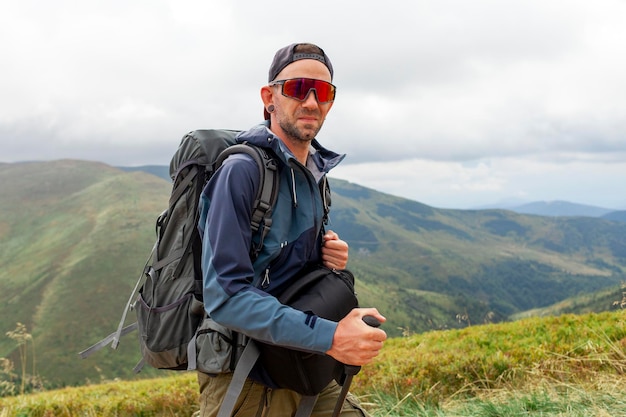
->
[198,153,337,353]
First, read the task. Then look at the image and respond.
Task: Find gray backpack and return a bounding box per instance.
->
[80,129,279,371]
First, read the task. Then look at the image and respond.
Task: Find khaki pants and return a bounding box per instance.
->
[196,372,370,417]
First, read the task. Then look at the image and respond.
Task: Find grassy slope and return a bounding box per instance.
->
[2,311,626,416]
[0,161,171,385]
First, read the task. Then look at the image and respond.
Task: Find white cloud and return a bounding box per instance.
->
[1,0,626,208]
[332,152,626,209]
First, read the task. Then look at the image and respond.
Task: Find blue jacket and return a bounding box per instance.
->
[198,122,346,357]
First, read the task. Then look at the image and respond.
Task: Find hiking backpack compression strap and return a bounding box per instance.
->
[78,238,159,358]
[151,162,202,277]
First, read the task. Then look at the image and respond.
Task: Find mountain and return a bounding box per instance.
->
[1,160,625,388]
[118,165,170,182]
[603,210,626,223]
[122,166,622,218]
[508,200,615,217]
[0,160,171,387]
[471,197,531,210]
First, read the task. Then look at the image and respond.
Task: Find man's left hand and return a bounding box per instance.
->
[321,230,349,270]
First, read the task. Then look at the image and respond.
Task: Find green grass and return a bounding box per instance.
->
[368,378,626,416]
[356,311,626,400]
[4,377,626,417]
[0,375,199,417]
[3,311,626,416]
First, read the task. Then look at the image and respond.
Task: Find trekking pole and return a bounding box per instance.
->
[332,315,381,417]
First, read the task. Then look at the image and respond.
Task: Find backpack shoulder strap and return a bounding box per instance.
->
[215,143,279,260]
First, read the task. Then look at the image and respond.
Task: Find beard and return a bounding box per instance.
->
[277,109,323,144]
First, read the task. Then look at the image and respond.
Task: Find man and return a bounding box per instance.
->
[197,42,387,417]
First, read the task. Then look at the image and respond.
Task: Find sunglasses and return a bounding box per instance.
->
[269,78,336,103]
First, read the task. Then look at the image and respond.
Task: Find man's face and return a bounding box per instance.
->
[270,59,334,144]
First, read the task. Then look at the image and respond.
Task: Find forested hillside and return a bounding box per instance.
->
[1,160,625,387]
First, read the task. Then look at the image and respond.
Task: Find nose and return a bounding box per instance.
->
[301,88,320,107]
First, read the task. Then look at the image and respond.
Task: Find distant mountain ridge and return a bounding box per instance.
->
[121,164,626,220]
[118,165,170,182]
[2,160,625,388]
[509,200,615,218]
[603,211,626,223]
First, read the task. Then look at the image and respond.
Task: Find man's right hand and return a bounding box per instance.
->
[326,308,387,366]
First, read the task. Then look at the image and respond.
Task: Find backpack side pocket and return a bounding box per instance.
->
[196,317,235,374]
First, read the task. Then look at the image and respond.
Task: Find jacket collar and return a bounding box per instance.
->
[236,122,345,174]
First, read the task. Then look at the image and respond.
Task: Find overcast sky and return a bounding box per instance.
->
[2,0,625,209]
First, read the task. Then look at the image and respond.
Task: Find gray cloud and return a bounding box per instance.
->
[1,0,625,208]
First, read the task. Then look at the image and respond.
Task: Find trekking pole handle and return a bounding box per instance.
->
[362,315,381,328]
[342,316,382,378]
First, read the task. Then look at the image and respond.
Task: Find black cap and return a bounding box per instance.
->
[268,43,334,82]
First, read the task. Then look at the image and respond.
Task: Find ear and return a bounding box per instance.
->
[261,85,274,109]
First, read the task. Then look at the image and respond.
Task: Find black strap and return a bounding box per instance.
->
[250,147,279,260]
[332,365,361,417]
[168,164,199,210]
[295,395,319,417]
[215,143,279,261]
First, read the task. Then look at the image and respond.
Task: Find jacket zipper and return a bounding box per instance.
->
[261,268,270,289]
[289,158,323,238]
